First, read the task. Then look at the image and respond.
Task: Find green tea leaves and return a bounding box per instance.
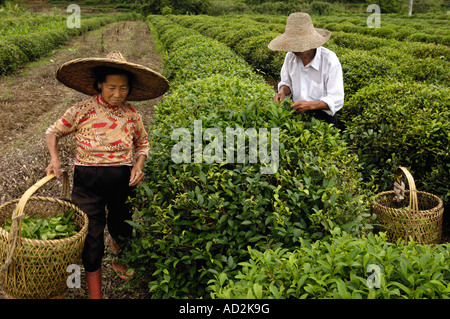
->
[2,210,77,240]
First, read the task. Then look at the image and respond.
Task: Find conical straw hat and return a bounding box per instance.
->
[268,12,331,52]
[56,51,169,101]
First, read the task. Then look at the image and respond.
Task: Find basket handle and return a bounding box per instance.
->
[0,172,69,274]
[396,166,419,213]
[11,171,69,221]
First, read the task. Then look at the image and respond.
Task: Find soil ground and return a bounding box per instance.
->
[0,18,162,299]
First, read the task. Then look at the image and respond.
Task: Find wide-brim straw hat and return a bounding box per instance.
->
[56,51,169,101]
[268,12,331,52]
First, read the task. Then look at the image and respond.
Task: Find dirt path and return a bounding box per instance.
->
[0,19,164,299]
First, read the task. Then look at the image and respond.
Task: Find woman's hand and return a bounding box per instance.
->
[45,134,63,177]
[129,165,144,186]
[129,154,146,186]
[45,158,62,177]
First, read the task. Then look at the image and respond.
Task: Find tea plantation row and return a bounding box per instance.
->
[0,14,66,37]
[119,15,449,299]
[0,12,140,75]
[120,14,373,298]
[166,13,450,210]
[249,13,450,46]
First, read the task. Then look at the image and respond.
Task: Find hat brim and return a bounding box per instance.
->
[56,58,169,101]
[268,28,331,52]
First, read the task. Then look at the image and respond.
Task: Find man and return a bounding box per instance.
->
[269,12,344,127]
[45,50,169,298]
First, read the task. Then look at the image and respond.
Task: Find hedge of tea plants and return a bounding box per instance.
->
[0,12,140,75]
[250,13,450,46]
[120,15,373,298]
[165,13,450,207]
[167,14,285,78]
[342,81,450,199]
[167,14,449,88]
[209,230,450,299]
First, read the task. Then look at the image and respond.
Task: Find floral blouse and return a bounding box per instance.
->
[46,95,150,166]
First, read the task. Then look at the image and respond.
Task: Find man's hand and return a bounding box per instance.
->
[273,85,291,103]
[273,92,286,103]
[291,100,329,113]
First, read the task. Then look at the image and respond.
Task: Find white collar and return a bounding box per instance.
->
[293,47,322,70]
[308,47,321,70]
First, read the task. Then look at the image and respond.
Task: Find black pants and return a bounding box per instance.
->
[72,165,133,272]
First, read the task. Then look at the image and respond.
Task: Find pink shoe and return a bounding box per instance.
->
[110,236,134,281]
[112,257,134,281]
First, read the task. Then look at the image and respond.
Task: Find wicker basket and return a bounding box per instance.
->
[372,166,444,245]
[0,172,88,299]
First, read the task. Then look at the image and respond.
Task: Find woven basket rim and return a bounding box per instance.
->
[0,196,88,247]
[373,190,443,213]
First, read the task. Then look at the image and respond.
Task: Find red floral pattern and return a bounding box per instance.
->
[46,95,149,166]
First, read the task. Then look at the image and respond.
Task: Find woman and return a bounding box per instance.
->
[45,51,169,299]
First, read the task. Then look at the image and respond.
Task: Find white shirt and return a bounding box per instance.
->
[278,46,344,116]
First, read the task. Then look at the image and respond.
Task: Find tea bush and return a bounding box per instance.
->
[249,13,450,46]
[168,14,286,77]
[0,40,28,74]
[331,31,450,60]
[120,16,373,298]
[341,80,450,204]
[0,14,66,37]
[335,48,404,97]
[166,14,449,94]
[163,37,258,87]
[151,17,195,50]
[124,76,373,298]
[209,230,450,299]
[166,13,449,208]
[330,45,449,94]
[0,13,139,75]
[234,32,284,76]
[313,14,450,46]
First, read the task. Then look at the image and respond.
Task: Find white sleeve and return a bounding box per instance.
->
[321,62,344,116]
[277,53,292,97]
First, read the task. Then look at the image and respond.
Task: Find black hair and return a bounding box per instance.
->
[92,66,134,95]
